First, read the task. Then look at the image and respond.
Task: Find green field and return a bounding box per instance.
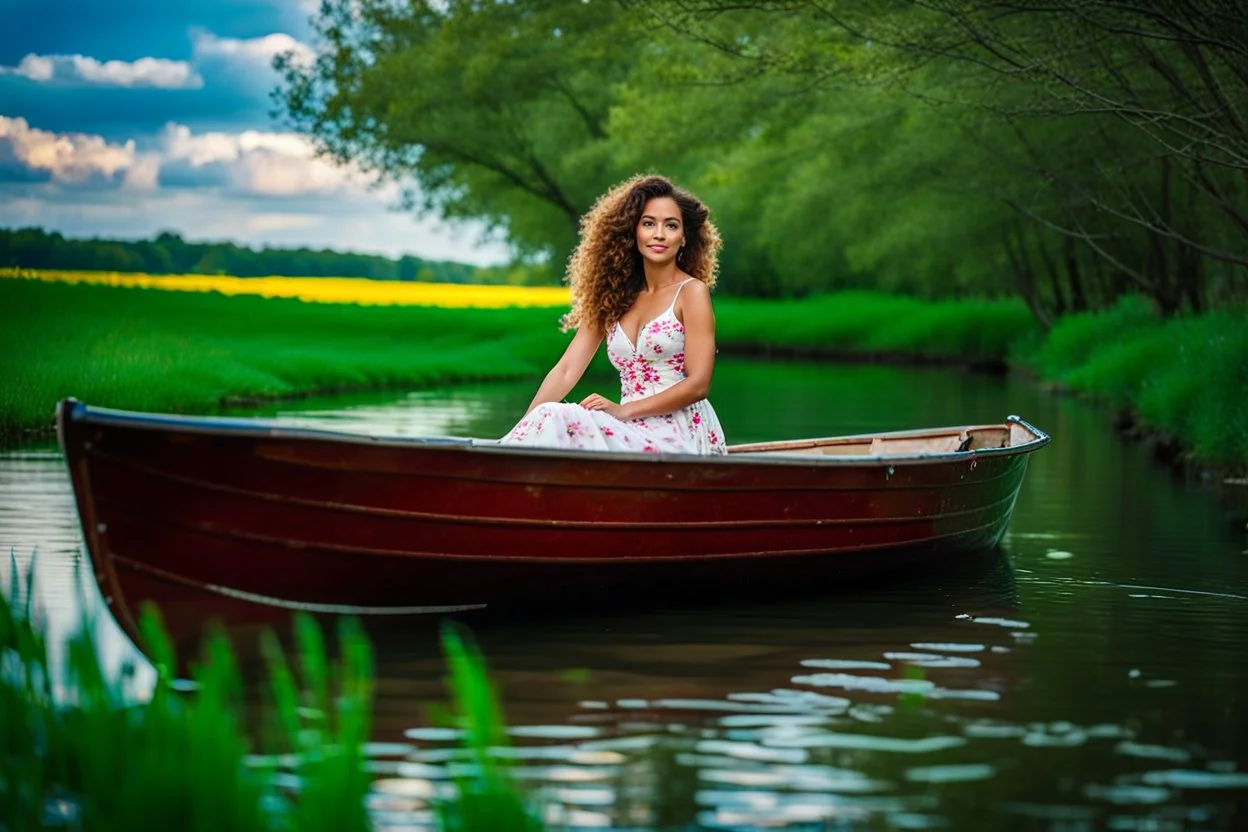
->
[3,278,1245,469]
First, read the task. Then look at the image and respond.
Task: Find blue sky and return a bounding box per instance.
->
[0,0,507,264]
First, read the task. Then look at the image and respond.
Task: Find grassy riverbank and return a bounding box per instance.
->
[0,277,1029,444]
[2,275,1244,470]
[1022,296,1248,471]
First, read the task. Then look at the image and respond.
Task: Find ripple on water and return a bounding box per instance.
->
[800,658,892,670]
[763,731,968,754]
[969,617,1031,629]
[696,790,939,828]
[790,672,935,694]
[693,739,809,764]
[546,787,615,807]
[883,651,982,669]
[506,725,600,739]
[904,763,996,784]
[1083,783,1172,805]
[909,642,986,653]
[698,764,885,793]
[716,713,828,728]
[1139,769,1248,789]
[1113,741,1191,763]
[729,689,853,711]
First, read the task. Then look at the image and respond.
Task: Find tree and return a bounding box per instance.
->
[626,0,1248,313]
[275,0,647,261]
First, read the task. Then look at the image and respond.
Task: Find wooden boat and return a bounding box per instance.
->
[56,398,1049,647]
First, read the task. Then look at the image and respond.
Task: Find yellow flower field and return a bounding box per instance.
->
[2,268,571,308]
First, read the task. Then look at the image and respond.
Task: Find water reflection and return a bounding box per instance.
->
[353,554,1246,831]
[2,359,1246,830]
[223,382,537,440]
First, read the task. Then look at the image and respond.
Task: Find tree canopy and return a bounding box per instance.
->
[275,0,1248,319]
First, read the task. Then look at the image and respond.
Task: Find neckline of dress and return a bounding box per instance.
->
[616,308,677,352]
[616,278,693,352]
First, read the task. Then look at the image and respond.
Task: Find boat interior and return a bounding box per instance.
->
[728,423,1035,458]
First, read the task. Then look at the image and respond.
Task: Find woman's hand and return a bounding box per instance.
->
[580,393,629,421]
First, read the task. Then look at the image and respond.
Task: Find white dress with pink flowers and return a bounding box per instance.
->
[499,279,726,455]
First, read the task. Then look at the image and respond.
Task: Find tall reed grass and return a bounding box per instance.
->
[0,560,542,831]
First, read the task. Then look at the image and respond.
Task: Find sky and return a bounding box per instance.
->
[0,0,509,264]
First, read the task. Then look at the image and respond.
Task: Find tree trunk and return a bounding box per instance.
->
[1005,228,1052,328]
[1034,227,1067,316]
[1064,235,1088,311]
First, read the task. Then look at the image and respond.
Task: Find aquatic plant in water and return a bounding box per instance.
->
[436,621,545,832]
[0,557,542,831]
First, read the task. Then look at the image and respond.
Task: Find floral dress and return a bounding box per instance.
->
[499,279,727,455]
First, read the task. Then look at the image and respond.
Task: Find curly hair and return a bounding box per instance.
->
[561,174,722,335]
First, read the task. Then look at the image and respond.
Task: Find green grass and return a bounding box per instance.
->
[0,558,543,831]
[0,279,1030,444]
[716,292,1036,364]
[1025,296,1248,467]
[0,279,573,443]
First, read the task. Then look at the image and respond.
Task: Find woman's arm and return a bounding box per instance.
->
[582,280,716,420]
[524,323,604,414]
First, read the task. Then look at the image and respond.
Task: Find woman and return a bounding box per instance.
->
[499,174,727,455]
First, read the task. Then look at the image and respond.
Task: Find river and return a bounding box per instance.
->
[3,359,1246,830]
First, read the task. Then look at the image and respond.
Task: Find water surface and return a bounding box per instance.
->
[3,359,1245,830]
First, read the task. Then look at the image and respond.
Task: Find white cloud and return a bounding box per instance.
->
[159,123,379,196]
[0,117,511,264]
[193,31,316,72]
[0,117,376,196]
[0,116,140,183]
[0,54,203,89]
[0,30,316,93]
[122,155,162,191]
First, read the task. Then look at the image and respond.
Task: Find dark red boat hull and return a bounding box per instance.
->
[56,399,1048,648]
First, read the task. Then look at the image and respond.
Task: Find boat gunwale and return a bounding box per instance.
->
[60,399,1051,468]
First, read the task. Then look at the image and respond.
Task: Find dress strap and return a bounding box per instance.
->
[668,277,696,310]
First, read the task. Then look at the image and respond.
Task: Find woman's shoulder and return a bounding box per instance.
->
[675,277,712,324]
[680,274,710,294]
[679,276,712,303]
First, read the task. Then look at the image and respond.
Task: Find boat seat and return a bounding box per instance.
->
[870,432,968,456]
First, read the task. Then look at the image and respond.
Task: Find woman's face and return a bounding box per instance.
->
[635,196,686,267]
